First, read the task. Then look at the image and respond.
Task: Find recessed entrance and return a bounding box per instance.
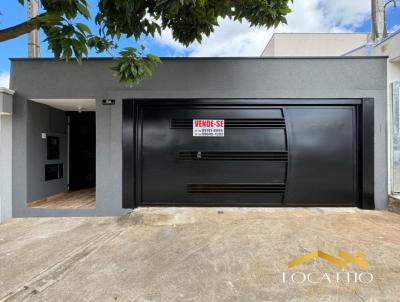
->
[26,99,96,209]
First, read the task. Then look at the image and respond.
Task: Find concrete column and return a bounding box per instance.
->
[371,0,387,42]
[27,0,40,58]
[392,81,400,194]
[95,98,123,215]
[0,88,14,222]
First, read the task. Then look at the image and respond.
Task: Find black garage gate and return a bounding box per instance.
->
[123,99,374,209]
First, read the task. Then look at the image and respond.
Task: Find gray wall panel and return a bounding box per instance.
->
[96,99,123,213]
[26,101,68,203]
[11,94,28,217]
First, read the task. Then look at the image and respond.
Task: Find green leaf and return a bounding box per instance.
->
[44,14,64,22]
[76,23,92,34]
[76,2,90,19]
[130,64,138,77]
[147,54,161,63]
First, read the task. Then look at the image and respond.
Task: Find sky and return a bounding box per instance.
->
[1,0,400,87]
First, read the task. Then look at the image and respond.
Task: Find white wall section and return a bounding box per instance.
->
[0,89,14,222]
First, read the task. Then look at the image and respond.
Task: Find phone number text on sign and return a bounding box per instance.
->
[193,119,225,137]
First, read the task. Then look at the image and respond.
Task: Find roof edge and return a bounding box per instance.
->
[0,87,15,95]
[269,32,370,35]
[9,56,389,61]
[261,34,275,56]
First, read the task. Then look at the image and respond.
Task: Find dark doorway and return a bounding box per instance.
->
[67,112,96,191]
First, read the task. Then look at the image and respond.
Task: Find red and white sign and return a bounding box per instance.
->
[193,119,225,137]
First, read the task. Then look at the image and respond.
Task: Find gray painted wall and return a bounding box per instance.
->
[0,91,13,114]
[26,101,68,203]
[9,57,388,216]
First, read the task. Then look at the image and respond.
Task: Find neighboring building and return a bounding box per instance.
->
[262,33,369,57]
[2,57,387,219]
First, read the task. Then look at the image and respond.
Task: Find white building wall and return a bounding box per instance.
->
[346,32,400,194]
[0,89,13,222]
[262,33,369,57]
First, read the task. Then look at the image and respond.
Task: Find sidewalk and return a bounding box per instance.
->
[1,208,399,301]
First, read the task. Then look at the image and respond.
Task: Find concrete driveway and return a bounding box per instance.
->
[1,208,400,302]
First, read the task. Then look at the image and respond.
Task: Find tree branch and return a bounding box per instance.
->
[0,13,46,42]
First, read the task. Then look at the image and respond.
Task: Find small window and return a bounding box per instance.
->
[47,136,60,160]
[45,164,63,181]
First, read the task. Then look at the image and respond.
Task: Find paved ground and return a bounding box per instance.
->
[1,208,400,302]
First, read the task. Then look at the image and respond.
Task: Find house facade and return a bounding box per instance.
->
[0,57,386,220]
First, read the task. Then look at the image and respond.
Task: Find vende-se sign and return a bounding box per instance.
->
[193,119,225,137]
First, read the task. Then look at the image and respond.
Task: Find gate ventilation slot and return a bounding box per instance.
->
[179,151,288,161]
[171,119,286,129]
[187,183,286,194]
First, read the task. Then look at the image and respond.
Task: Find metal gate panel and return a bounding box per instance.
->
[141,106,288,206]
[284,107,356,206]
[122,99,375,209]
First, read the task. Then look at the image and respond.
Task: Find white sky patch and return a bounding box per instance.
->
[154,0,372,56]
[390,24,400,33]
[0,71,10,88]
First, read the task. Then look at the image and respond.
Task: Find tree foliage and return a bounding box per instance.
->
[1,0,292,85]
